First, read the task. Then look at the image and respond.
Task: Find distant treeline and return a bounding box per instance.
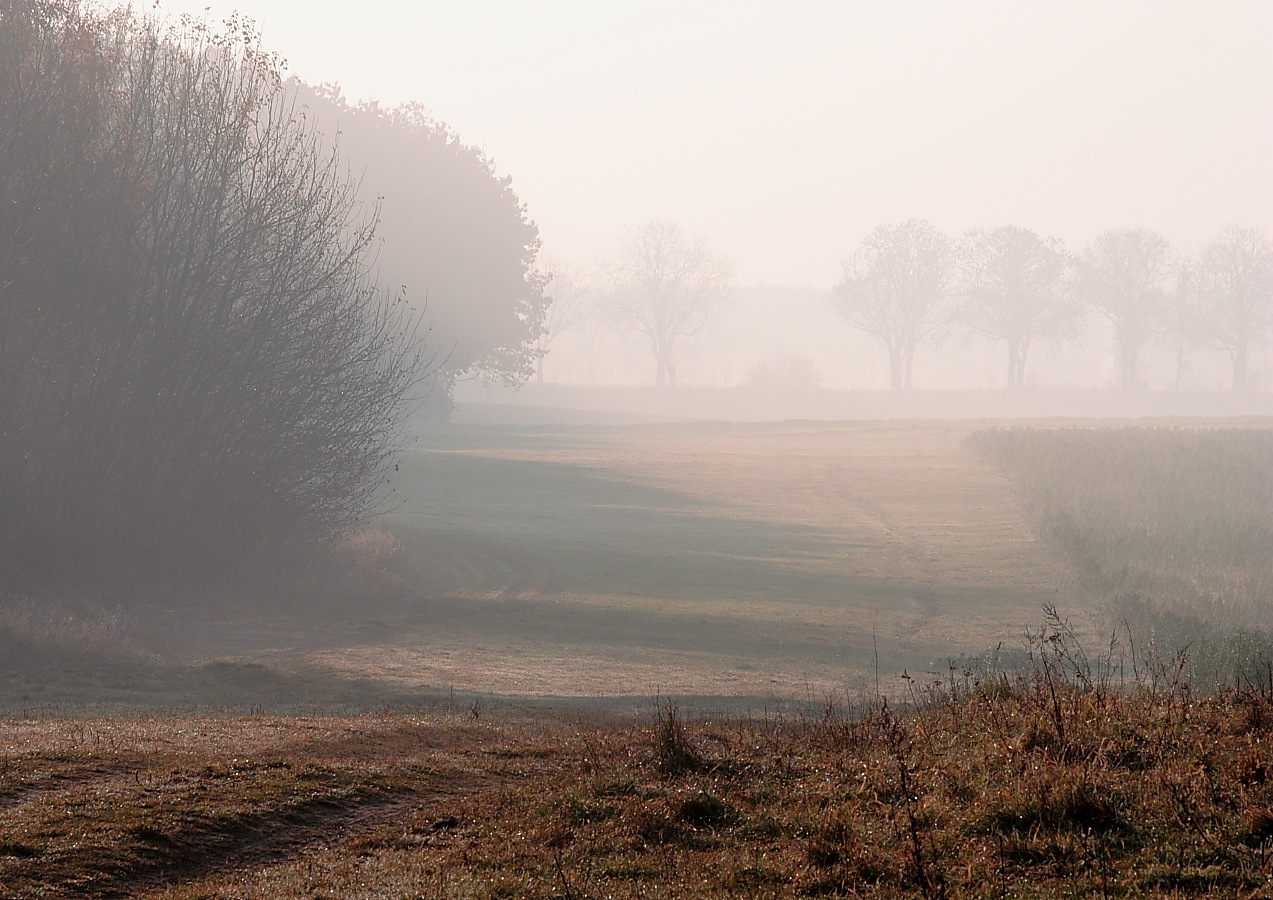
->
[540,219,1270,394]
[830,221,1270,393]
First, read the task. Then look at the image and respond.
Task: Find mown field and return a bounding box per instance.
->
[2,417,1271,897]
[5,419,1085,711]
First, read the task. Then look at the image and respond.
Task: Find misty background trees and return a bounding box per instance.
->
[1072,229,1174,391]
[1196,227,1273,394]
[535,257,592,384]
[832,220,955,391]
[959,227,1076,391]
[0,3,425,583]
[523,218,1269,394]
[604,221,733,388]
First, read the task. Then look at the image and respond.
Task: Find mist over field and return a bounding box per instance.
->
[0,0,1265,702]
[5,5,1273,895]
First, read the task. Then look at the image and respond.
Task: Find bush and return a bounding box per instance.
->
[0,2,426,584]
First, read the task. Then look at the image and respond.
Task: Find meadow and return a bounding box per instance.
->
[2,417,1271,897]
[5,420,1083,711]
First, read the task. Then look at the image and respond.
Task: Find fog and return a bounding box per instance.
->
[152,0,1271,282]
[145,0,1271,415]
[528,284,1254,391]
[6,13,1273,894]
[4,0,1270,713]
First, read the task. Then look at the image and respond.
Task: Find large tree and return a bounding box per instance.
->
[0,3,425,582]
[1195,226,1273,393]
[291,83,549,415]
[1072,228,1174,389]
[959,226,1075,389]
[606,220,732,388]
[832,219,954,391]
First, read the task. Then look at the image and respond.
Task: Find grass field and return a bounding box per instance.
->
[4,417,1272,897]
[2,419,1098,712]
[369,420,1081,702]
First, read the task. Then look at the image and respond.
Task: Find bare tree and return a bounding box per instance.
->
[1196,226,1273,393]
[0,3,426,583]
[959,226,1075,389]
[535,256,593,383]
[1072,228,1174,390]
[606,220,732,387]
[832,219,954,391]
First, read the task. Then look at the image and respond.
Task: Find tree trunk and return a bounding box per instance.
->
[889,349,904,391]
[1121,341,1139,390]
[1232,337,1249,393]
[1173,331,1185,393]
[1006,339,1021,390]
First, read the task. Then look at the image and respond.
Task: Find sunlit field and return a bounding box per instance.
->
[6,417,1270,715]
[347,420,1077,703]
[2,419,1101,713]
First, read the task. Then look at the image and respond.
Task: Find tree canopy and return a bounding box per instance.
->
[1196,226,1273,393]
[291,83,549,416]
[606,220,732,388]
[1073,228,1173,390]
[959,227,1075,389]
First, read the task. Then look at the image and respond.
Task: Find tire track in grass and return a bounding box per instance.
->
[1,766,498,899]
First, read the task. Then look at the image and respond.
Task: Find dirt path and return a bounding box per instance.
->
[0,717,514,900]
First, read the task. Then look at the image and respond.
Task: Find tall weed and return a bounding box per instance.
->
[968,426,1273,690]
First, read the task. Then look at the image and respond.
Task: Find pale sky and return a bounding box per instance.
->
[152,0,1272,287]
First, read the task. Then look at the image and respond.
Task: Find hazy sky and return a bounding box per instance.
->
[152,0,1272,287]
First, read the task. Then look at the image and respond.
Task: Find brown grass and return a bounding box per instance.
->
[3,666,1272,898]
[6,419,1092,711]
[4,419,1273,895]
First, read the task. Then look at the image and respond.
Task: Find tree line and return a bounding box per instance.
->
[541,220,1270,394]
[834,221,1270,393]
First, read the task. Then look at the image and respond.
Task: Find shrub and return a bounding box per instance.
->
[0,2,426,584]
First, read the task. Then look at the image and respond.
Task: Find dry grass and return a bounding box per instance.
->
[967,424,1273,689]
[6,420,1089,712]
[3,662,1272,898]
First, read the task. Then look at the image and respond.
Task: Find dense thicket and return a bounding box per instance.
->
[0,2,425,583]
